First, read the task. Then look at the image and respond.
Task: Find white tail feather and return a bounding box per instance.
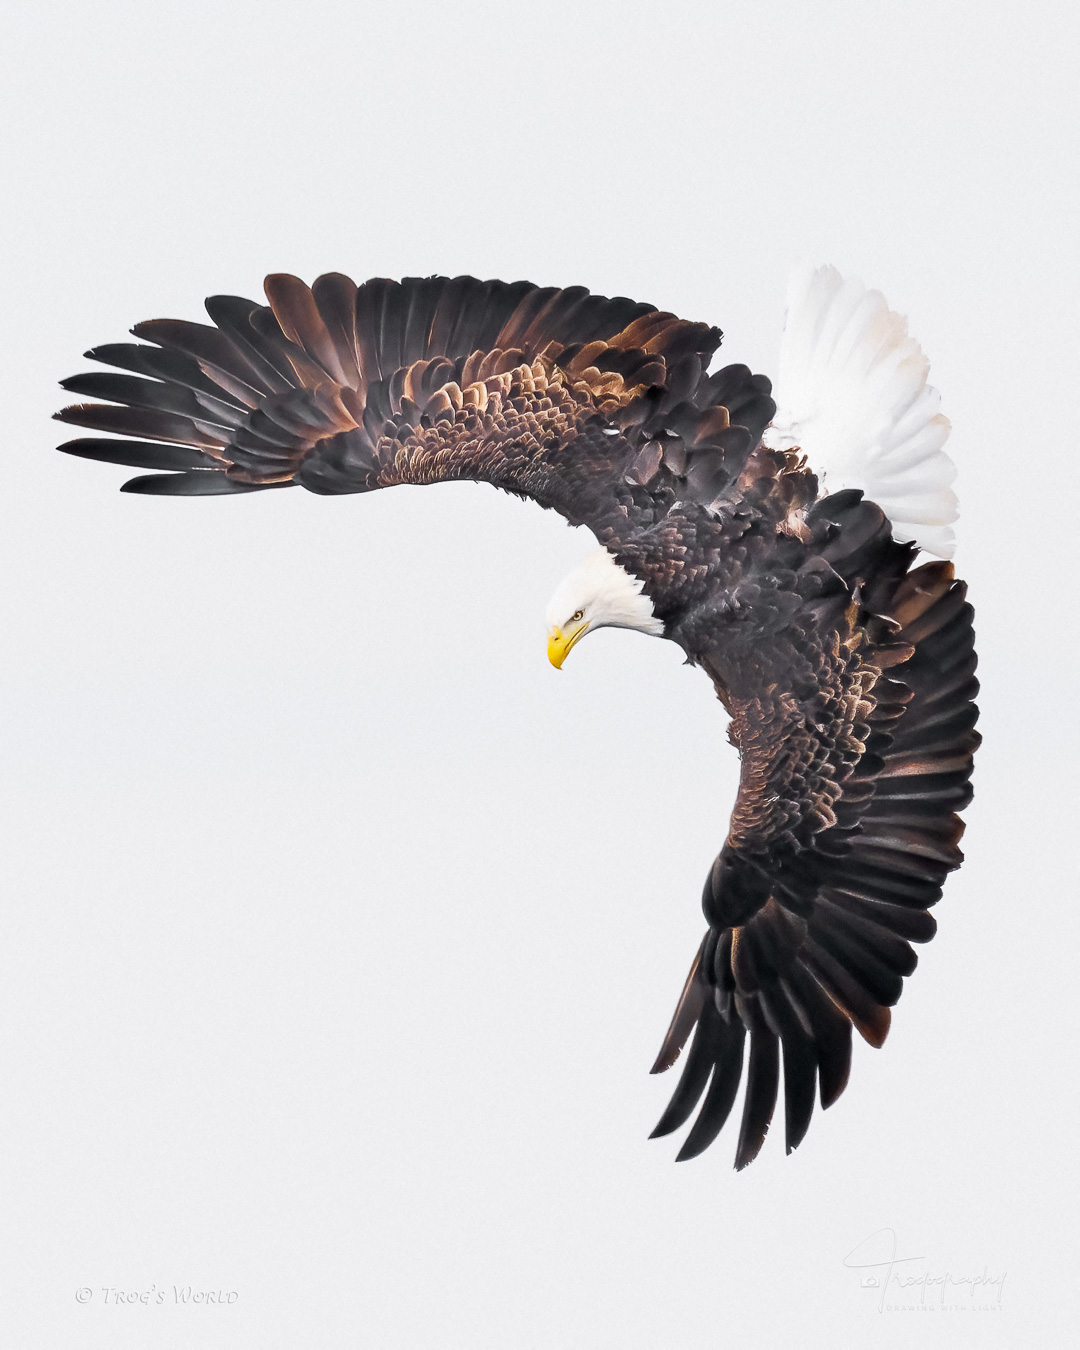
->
[764,264,958,558]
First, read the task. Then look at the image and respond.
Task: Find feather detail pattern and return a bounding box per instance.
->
[55,270,977,1167]
[764,265,958,558]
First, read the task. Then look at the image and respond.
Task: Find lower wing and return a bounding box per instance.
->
[651,496,979,1167]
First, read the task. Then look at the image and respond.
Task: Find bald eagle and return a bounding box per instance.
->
[55,266,978,1168]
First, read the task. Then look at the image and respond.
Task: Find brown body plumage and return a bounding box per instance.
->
[56,272,979,1167]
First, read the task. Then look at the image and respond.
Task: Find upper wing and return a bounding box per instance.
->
[763,265,958,558]
[650,493,979,1167]
[55,272,772,528]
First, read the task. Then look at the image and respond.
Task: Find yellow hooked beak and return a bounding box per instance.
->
[547,620,590,669]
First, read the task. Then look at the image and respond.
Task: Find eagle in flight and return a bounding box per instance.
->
[56,265,978,1168]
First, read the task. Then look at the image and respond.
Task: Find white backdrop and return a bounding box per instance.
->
[2,1,1077,1346]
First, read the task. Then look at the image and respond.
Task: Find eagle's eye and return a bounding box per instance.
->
[572,609,585,622]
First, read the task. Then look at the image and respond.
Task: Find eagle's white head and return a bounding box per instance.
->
[544,548,665,668]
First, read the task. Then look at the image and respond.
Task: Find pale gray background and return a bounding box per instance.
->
[2,1,1077,1346]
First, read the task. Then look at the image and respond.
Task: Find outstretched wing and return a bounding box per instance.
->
[650,493,979,1167]
[56,273,773,529]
